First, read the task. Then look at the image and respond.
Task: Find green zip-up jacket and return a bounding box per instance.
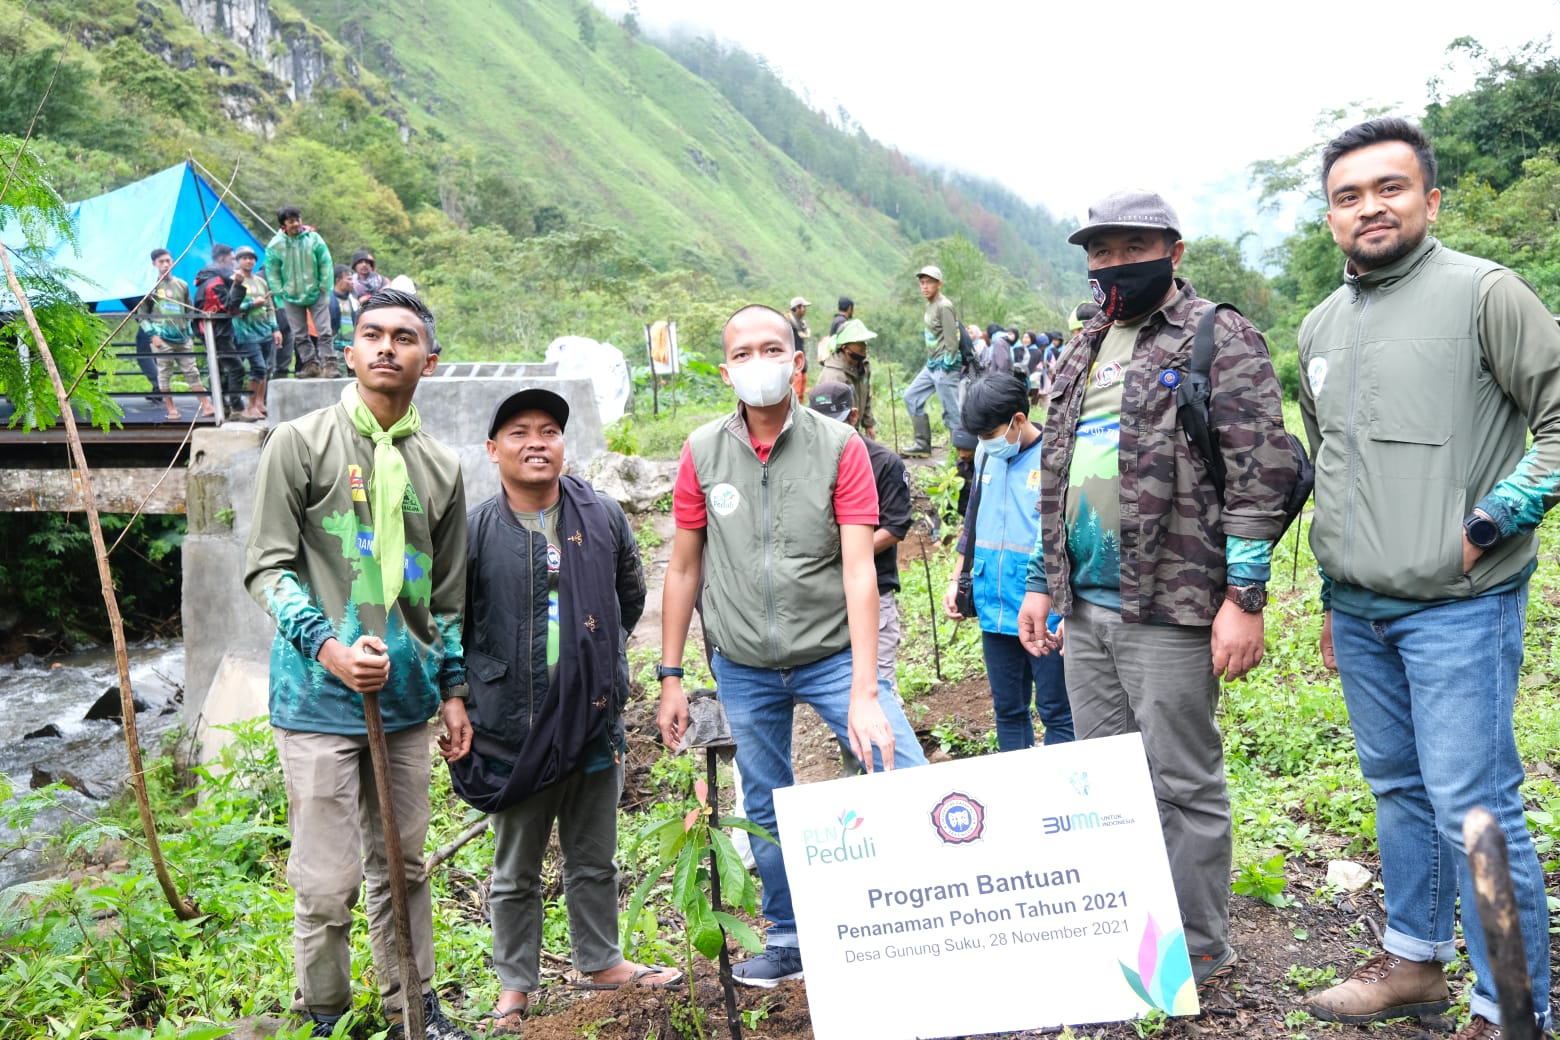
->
[687,404,857,669]
[244,402,468,735]
[1298,237,1560,614]
[263,227,333,307]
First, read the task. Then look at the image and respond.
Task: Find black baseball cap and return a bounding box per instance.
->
[488,387,569,439]
[807,381,856,422]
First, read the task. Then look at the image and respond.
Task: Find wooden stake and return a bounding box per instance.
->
[1463,806,1538,1040]
[361,686,424,1039]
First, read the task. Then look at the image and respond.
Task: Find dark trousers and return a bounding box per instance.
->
[981,630,1074,751]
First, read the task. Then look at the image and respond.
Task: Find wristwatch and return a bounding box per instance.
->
[1225,583,1267,614]
[1463,512,1500,550]
[655,664,685,682]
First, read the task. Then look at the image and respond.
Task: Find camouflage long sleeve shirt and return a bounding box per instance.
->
[1025,280,1297,626]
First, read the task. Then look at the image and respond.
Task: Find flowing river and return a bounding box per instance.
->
[0,641,186,891]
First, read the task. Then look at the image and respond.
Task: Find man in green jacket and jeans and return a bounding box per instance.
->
[265,205,338,379]
[245,288,473,1039]
[1299,118,1559,1040]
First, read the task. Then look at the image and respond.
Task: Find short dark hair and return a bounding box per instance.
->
[360,287,436,345]
[211,243,233,260]
[276,205,302,226]
[1321,117,1437,197]
[838,296,853,311]
[961,373,1031,436]
[150,248,171,262]
[721,304,795,356]
[334,264,351,280]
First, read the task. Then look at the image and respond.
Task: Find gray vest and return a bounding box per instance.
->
[1300,238,1531,601]
[689,404,855,668]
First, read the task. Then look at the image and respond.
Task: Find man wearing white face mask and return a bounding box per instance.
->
[656,305,928,989]
[943,374,1073,751]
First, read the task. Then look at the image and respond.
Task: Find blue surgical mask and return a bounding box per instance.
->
[979,418,1019,460]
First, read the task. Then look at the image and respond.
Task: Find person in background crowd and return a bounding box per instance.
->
[819,317,878,440]
[945,374,1073,750]
[829,296,854,336]
[786,296,811,399]
[265,205,337,379]
[807,380,914,776]
[232,245,281,420]
[331,265,364,369]
[902,265,966,458]
[1298,117,1557,1040]
[138,247,214,421]
[351,250,390,304]
[192,244,253,419]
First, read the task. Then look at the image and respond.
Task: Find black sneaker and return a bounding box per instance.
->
[731,945,803,988]
[387,991,473,1040]
[308,1012,344,1038]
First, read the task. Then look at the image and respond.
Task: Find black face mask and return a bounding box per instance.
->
[1089,256,1174,322]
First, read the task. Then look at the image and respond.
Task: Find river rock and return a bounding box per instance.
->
[585,452,678,513]
[23,723,63,740]
[30,765,99,798]
[1326,859,1373,893]
[83,686,150,721]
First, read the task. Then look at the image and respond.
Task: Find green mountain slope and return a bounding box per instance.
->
[287,0,913,294]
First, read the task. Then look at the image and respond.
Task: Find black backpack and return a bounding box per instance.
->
[1176,304,1314,538]
[956,319,978,371]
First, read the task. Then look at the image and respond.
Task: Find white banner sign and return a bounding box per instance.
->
[773,733,1195,1039]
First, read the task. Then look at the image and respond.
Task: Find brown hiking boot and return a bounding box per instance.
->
[1306,953,1450,1024]
[1449,1015,1503,1039]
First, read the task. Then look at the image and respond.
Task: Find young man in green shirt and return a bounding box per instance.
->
[244,288,473,1039]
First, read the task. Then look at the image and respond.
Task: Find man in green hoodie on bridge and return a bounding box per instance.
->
[265,204,338,379]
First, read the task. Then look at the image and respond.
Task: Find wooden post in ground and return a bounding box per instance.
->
[1463,806,1538,1040]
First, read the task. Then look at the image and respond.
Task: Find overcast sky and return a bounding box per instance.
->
[594,0,1556,261]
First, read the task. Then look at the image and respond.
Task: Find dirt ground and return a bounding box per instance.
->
[509,667,1506,1040]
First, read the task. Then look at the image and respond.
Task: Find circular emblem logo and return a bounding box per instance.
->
[1159,368,1181,389]
[1089,278,1105,306]
[708,483,741,517]
[545,543,560,573]
[1093,360,1123,389]
[1307,357,1328,396]
[930,791,986,845]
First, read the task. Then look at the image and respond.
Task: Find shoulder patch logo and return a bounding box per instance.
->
[348,465,367,502]
[708,482,741,518]
[1307,357,1328,396]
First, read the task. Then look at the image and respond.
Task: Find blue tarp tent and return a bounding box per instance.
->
[0,161,266,307]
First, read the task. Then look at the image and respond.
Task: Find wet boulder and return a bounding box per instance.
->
[83,686,150,721]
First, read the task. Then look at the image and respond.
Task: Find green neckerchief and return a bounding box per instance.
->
[340,382,421,609]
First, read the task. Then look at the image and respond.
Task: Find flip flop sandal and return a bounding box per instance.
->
[481,1003,527,1036]
[571,967,684,991]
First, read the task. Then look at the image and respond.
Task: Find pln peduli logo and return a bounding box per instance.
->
[929,791,986,845]
[802,808,875,867]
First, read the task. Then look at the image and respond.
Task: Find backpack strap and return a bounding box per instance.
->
[1175,303,1241,505]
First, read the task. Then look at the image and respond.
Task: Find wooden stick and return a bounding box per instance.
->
[707,750,742,1040]
[425,815,490,871]
[1463,807,1538,1040]
[0,241,199,921]
[361,687,424,1039]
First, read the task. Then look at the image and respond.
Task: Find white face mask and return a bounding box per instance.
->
[724,356,794,408]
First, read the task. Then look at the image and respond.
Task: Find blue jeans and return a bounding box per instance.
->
[712,647,927,947]
[980,631,1073,751]
[903,364,964,433]
[1332,587,1550,1029]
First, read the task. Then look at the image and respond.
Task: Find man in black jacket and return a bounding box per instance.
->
[191,247,251,419]
[455,388,669,1034]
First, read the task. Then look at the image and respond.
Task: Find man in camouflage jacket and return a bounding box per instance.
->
[1017,190,1296,990]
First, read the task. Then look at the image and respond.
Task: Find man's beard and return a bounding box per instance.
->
[1349,228,1425,271]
